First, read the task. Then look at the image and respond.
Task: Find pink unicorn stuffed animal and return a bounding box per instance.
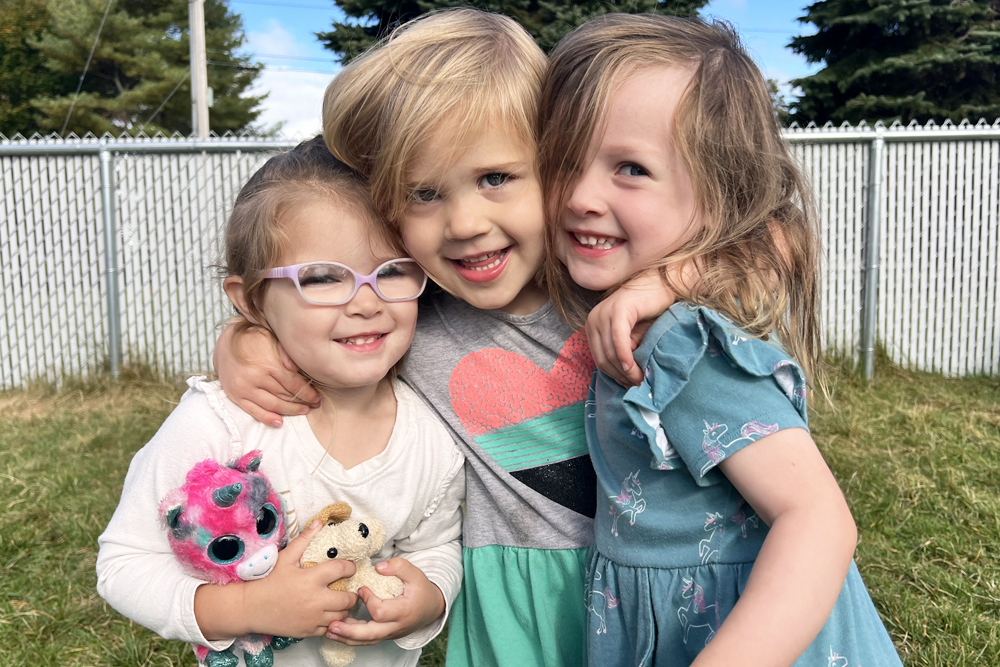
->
[159,450,296,667]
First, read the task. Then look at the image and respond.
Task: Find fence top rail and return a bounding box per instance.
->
[2,118,1000,156]
[783,117,1000,143]
[0,136,301,156]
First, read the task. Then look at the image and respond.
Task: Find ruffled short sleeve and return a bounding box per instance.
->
[621,304,809,486]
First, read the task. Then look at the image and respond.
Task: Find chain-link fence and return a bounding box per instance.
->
[787,119,1000,378]
[2,135,297,387]
[2,121,999,388]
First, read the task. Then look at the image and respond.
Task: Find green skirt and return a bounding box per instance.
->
[446,545,589,667]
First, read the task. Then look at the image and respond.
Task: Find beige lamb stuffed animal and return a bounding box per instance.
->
[301,502,404,667]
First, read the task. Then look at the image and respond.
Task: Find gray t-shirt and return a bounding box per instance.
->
[401,291,596,550]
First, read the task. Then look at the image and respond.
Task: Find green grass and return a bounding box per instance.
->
[1,359,997,666]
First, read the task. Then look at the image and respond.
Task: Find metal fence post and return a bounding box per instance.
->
[98,140,122,378]
[859,129,885,381]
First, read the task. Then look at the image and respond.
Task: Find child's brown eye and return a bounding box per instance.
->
[327,547,338,559]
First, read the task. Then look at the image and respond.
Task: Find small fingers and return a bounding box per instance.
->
[374,557,414,579]
[327,617,397,645]
[249,385,310,418]
[356,586,403,624]
[610,313,637,374]
[283,520,322,562]
[312,559,358,587]
[271,371,321,408]
[235,397,284,428]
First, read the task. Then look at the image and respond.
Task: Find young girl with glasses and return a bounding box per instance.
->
[96,136,465,667]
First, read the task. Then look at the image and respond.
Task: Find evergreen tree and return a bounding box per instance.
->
[0,1,75,136]
[25,0,265,137]
[790,0,1000,125]
[318,0,707,64]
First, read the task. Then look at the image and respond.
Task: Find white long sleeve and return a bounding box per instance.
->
[96,386,241,652]
[97,378,465,667]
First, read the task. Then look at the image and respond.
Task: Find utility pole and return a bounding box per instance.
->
[189,0,209,138]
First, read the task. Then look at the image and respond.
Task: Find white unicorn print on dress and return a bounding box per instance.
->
[677,578,720,647]
[585,570,619,636]
[699,420,779,475]
[608,471,646,537]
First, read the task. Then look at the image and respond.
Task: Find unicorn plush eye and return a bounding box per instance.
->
[256,503,278,538]
[208,535,245,564]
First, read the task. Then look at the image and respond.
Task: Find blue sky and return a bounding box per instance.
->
[232,0,820,136]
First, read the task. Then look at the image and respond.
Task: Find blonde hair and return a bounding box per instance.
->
[223,135,397,331]
[539,14,823,385]
[322,8,547,225]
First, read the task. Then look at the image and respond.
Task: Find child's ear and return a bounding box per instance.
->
[223,276,258,324]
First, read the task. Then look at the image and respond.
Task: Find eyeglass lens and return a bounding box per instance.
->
[297,261,425,304]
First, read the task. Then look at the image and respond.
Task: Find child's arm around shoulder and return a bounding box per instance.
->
[587,261,698,387]
[328,395,466,651]
[694,427,857,667]
[214,319,321,426]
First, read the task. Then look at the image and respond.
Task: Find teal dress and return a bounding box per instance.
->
[585,304,902,667]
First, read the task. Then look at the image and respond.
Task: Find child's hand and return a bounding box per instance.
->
[214,321,321,426]
[195,520,359,640]
[324,558,445,646]
[587,271,674,387]
[242,520,360,638]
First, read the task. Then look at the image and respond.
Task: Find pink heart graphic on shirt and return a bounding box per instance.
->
[449,330,594,437]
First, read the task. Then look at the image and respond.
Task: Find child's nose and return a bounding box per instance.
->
[565,169,607,218]
[346,283,383,315]
[444,199,492,240]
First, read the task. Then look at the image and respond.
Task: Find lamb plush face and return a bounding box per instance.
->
[159,450,287,585]
[301,502,387,567]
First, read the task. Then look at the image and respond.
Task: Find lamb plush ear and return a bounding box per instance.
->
[309,502,352,526]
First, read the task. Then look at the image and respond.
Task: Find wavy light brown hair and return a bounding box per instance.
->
[322,8,546,226]
[539,14,823,385]
[223,136,397,332]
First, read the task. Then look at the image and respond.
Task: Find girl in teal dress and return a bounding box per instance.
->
[538,14,904,667]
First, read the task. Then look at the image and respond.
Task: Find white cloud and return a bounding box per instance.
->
[244,19,340,138]
[252,69,330,138]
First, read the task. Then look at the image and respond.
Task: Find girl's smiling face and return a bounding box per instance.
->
[557,65,702,292]
[400,124,548,316]
[257,196,419,391]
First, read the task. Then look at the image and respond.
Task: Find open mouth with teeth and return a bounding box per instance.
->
[450,247,511,283]
[571,232,624,251]
[335,333,386,347]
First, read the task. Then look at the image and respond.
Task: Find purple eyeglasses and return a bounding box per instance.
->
[261,259,427,306]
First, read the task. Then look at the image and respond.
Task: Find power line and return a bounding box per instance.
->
[207,59,337,74]
[208,48,334,63]
[138,72,190,132]
[61,0,115,135]
[230,0,333,9]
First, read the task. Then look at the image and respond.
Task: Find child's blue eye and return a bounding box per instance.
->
[480,173,510,188]
[618,164,648,177]
[410,188,438,203]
